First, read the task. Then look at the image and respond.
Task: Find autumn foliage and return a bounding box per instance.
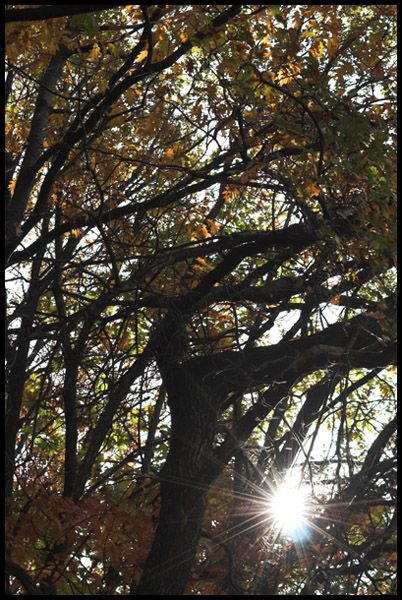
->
[5,5,396,595]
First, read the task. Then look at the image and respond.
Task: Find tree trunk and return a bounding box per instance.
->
[134,360,220,595]
[134,487,206,595]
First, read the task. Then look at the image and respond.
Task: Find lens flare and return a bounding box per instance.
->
[268,475,310,540]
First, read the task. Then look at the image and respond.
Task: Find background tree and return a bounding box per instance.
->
[5,5,396,595]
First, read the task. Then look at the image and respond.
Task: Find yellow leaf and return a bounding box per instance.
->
[207,219,219,235]
[88,42,101,61]
[118,332,131,351]
[99,79,109,93]
[309,40,324,59]
[107,42,119,57]
[222,186,239,202]
[165,147,175,160]
[136,49,148,63]
[192,223,209,240]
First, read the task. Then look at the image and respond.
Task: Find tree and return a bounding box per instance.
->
[5,4,397,595]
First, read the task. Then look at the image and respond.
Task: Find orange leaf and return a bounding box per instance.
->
[136,49,148,63]
[304,181,320,196]
[8,178,17,194]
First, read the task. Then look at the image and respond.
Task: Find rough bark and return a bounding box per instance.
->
[134,361,222,595]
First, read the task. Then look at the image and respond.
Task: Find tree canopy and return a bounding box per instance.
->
[5,4,397,595]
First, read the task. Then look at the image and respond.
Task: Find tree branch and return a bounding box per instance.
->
[5,5,129,23]
[5,552,42,595]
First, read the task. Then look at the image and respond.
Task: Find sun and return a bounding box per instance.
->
[268,475,310,540]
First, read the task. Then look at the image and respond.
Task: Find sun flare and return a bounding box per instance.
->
[268,477,309,538]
